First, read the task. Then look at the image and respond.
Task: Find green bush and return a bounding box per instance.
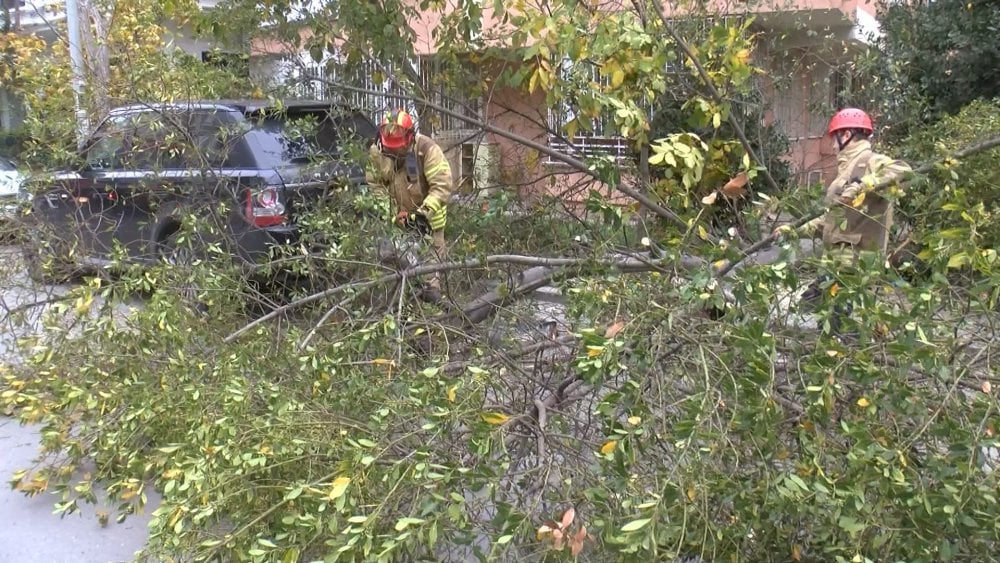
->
[891,99,1000,272]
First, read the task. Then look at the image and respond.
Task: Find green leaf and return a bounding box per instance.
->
[787,474,808,491]
[285,486,304,501]
[394,517,425,531]
[356,439,376,448]
[621,517,651,532]
[838,516,865,534]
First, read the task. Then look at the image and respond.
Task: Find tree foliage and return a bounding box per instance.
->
[0,0,252,167]
[876,0,1000,129]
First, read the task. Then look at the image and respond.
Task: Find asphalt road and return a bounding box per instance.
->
[0,245,158,563]
[0,418,158,563]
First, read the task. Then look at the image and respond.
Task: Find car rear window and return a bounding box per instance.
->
[84,108,244,170]
[243,109,376,169]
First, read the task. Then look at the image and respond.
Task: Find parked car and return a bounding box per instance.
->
[1,156,28,239]
[22,100,377,283]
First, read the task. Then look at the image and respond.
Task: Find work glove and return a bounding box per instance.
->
[395,210,432,236]
[839,179,864,206]
[416,195,447,232]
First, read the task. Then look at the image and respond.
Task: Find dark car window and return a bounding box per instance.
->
[84,109,243,171]
[244,109,376,169]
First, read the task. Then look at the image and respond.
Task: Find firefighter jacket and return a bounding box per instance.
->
[365,134,453,231]
[801,139,911,258]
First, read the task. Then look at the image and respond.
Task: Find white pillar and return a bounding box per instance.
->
[64,0,89,147]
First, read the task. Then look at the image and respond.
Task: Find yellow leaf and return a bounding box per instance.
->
[697,225,709,241]
[701,191,718,205]
[829,283,840,297]
[611,67,625,88]
[857,397,870,408]
[791,544,802,561]
[586,345,604,358]
[481,412,510,425]
[162,469,182,480]
[947,252,969,269]
[329,476,351,500]
[600,440,617,454]
[686,486,696,501]
[627,416,642,426]
[372,358,395,366]
[712,112,721,129]
[75,295,94,315]
[447,386,457,403]
[852,192,866,207]
[528,67,539,93]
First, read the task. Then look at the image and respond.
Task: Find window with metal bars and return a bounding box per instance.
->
[279,54,481,136]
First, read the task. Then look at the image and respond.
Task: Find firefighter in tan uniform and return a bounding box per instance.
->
[365,109,453,303]
[777,108,912,332]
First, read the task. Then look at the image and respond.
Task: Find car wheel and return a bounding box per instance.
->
[156,230,208,315]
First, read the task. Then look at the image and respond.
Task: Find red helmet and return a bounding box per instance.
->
[827,108,874,136]
[379,109,416,150]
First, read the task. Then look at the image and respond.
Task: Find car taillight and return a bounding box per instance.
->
[245,184,286,227]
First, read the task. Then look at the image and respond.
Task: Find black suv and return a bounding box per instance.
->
[24,100,376,281]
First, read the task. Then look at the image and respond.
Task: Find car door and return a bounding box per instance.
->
[73,112,160,262]
[78,109,233,262]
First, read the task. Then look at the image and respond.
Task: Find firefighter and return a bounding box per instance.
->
[775,108,912,332]
[365,108,453,303]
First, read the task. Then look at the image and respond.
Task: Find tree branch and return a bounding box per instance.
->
[224,251,706,342]
[314,77,691,231]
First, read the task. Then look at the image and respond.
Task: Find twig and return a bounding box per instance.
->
[533,398,547,461]
[441,335,576,374]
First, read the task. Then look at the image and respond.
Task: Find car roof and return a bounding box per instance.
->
[107,99,369,118]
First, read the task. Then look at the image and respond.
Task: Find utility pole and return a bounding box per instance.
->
[64,0,89,148]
